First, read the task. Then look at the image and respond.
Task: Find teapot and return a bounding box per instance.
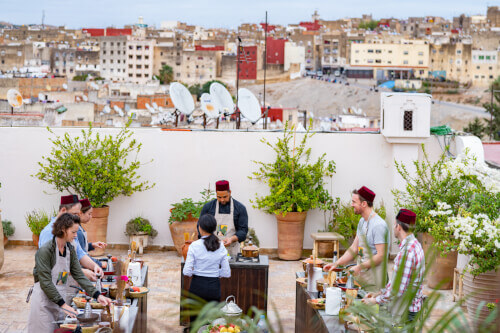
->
[220,295,243,318]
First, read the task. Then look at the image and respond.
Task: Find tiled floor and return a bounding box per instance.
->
[0,245,460,332]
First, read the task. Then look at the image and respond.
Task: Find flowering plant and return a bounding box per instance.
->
[393,145,500,255]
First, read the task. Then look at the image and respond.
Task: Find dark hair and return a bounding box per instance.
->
[198,214,220,252]
[59,202,81,212]
[396,220,413,233]
[81,205,92,214]
[352,189,373,207]
[52,213,80,237]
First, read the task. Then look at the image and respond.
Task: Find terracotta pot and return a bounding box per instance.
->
[463,269,500,327]
[182,240,194,261]
[82,206,109,257]
[275,211,307,260]
[32,234,40,249]
[419,232,457,290]
[169,220,199,256]
[3,236,7,246]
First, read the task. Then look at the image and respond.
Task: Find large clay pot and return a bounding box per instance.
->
[182,240,194,261]
[463,269,500,326]
[82,206,109,256]
[0,212,4,271]
[275,211,307,260]
[32,234,40,248]
[419,232,457,290]
[169,220,198,256]
[3,236,7,246]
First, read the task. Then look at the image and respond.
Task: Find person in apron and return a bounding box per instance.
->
[183,214,231,331]
[324,186,389,291]
[198,180,249,258]
[28,213,112,333]
[362,209,425,324]
[77,198,107,263]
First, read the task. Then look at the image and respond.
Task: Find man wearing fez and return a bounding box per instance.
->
[199,180,248,257]
[324,186,389,291]
[362,209,425,323]
[38,195,103,281]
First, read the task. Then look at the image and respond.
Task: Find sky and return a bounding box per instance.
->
[0,0,496,29]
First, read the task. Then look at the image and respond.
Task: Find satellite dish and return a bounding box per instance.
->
[125,104,131,112]
[82,95,89,102]
[62,83,68,90]
[103,105,111,114]
[237,88,261,123]
[90,82,99,90]
[363,112,367,117]
[146,104,156,113]
[169,82,194,115]
[210,82,234,115]
[152,102,159,110]
[113,105,124,116]
[38,92,45,101]
[7,89,23,108]
[145,103,151,109]
[200,93,219,118]
[76,96,81,101]
[354,107,362,115]
[342,108,347,114]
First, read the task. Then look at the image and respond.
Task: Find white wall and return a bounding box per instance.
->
[0,127,445,251]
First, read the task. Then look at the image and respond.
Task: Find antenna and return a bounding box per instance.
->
[237,88,262,124]
[113,105,124,117]
[170,82,195,126]
[210,82,234,116]
[7,89,23,108]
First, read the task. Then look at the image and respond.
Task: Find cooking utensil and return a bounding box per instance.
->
[241,237,259,258]
[220,295,243,318]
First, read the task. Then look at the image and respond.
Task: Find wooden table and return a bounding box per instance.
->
[295,272,346,333]
[180,255,269,326]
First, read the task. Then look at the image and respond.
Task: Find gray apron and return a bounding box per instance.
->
[356,213,386,292]
[215,198,240,257]
[28,243,72,333]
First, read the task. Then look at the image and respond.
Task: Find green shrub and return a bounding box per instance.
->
[125,217,158,238]
[34,120,154,208]
[25,209,53,236]
[2,220,15,237]
[169,188,214,224]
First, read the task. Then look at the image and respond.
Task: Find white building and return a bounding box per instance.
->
[284,42,305,72]
[100,36,128,82]
[126,37,155,84]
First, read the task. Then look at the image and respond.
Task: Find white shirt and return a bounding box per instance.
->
[182,237,231,278]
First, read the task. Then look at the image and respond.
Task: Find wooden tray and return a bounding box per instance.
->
[307,298,326,310]
[73,297,105,309]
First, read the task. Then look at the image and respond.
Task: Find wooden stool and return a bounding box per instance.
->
[452,268,464,302]
[310,232,345,258]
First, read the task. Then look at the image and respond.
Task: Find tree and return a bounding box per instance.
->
[188,84,202,100]
[463,117,485,139]
[483,76,500,140]
[201,80,227,95]
[359,20,379,30]
[158,65,174,84]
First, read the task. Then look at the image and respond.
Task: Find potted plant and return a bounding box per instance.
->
[1,220,14,246]
[34,120,154,255]
[125,217,158,255]
[393,146,497,289]
[169,188,214,256]
[250,122,336,260]
[25,209,52,248]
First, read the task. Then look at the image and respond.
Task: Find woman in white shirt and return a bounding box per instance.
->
[183,214,231,305]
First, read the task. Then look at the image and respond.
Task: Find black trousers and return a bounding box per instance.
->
[187,275,221,331]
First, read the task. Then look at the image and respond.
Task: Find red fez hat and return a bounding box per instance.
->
[215,180,230,192]
[396,209,416,225]
[79,198,91,209]
[357,186,375,202]
[61,194,79,205]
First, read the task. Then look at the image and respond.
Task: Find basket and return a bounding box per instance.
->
[306,298,326,310]
[73,297,105,309]
[296,277,307,287]
[126,286,149,298]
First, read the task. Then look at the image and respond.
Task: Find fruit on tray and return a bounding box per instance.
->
[204,323,241,333]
